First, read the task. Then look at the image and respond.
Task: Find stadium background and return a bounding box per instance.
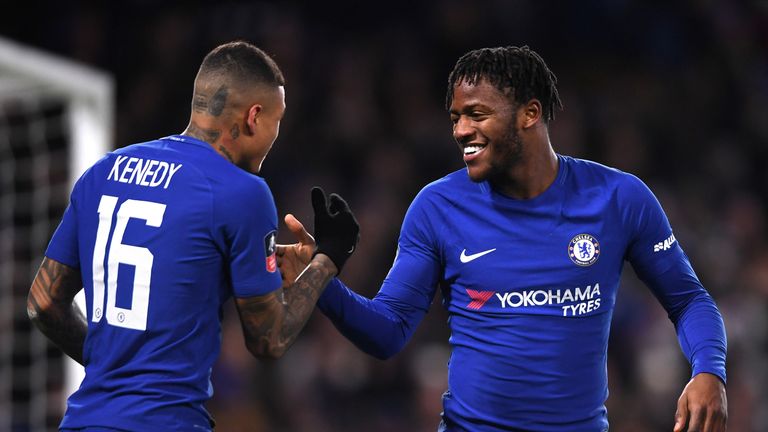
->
[1,1,766,431]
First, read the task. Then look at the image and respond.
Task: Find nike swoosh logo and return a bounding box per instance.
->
[460,248,497,263]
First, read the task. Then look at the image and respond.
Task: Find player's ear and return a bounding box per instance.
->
[520,99,542,129]
[245,104,263,135]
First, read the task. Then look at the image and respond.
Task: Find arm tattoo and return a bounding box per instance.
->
[280,263,331,344]
[235,260,335,358]
[186,120,221,144]
[27,257,86,365]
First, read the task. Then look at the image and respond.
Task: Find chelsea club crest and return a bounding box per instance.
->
[568,234,600,266]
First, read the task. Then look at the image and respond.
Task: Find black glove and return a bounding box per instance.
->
[311,186,360,274]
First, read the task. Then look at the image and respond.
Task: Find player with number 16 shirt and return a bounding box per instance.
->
[26,41,360,431]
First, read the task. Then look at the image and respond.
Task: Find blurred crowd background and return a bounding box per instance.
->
[2,1,767,431]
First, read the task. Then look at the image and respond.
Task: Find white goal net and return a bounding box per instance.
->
[0,36,113,431]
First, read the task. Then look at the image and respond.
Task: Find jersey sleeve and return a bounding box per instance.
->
[639,254,727,382]
[621,175,683,275]
[621,175,727,382]
[213,176,281,298]
[45,176,83,268]
[317,188,443,359]
[379,187,443,311]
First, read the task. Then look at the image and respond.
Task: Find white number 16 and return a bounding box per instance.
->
[92,195,166,331]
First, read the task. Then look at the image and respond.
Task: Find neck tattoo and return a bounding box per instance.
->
[218,145,235,163]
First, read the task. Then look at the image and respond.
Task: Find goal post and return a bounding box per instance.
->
[0,36,114,178]
[0,36,113,431]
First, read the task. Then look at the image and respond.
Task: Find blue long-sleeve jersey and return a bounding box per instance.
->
[318,155,726,431]
[45,135,282,431]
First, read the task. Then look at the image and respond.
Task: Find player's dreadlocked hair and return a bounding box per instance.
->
[446,46,563,123]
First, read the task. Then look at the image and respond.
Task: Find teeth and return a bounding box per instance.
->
[464,145,485,155]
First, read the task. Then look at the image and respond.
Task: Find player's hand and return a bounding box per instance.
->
[276,214,315,288]
[310,186,359,275]
[673,372,727,432]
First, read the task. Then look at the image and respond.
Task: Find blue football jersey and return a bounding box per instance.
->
[318,154,726,431]
[45,135,282,431]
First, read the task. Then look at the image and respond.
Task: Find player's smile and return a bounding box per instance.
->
[450,79,520,183]
[462,142,487,162]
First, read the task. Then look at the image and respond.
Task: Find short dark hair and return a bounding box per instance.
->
[446,46,562,122]
[198,41,285,87]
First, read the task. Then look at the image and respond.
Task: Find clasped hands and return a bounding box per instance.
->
[276,187,359,285]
